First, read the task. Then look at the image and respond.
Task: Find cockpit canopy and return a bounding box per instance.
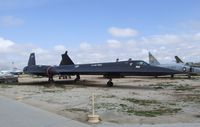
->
[185,62,194,66]
[135,61,149,66]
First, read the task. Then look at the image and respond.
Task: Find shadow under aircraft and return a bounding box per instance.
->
[24,51,186,87]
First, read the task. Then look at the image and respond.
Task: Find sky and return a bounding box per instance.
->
[0,0,200,69]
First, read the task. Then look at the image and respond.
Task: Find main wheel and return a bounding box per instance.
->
[74,74,80,82]
[48,77,54,83]
[107,81,113,87]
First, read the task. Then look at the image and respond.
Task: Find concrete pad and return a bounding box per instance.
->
[0,95,90,127]
[98,122,200,127]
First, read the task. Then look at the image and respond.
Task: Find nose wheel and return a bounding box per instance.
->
[107,78,113,87]
[74,74,80,82]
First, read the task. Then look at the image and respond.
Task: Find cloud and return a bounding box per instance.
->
[2,28,200,70]
[0,16,24,27]
[39,38,200,64]
[79,42,91,50]
[32,48,48,54]
[107,40,121,49]
[108,27,138,37]
[54,45,66,52]
[0,37,15,53]
[0,37,53,68]
[194,32,200,40]
[141,49,148,54]
[142,34,183,45]
[180,20,200,31]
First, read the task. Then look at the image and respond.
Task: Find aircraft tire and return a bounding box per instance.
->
[107,81,113,87]
[74,74,80,82]
[48,77,54,83]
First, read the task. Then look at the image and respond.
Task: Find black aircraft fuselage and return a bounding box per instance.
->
[23,52,183,86]
[55,60,181,76]
[23,65,57,77]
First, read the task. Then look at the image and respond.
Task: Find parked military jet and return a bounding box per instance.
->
[0,71,18,83]
[24,51,185,86]
[149,52,200,78]
[0,68,22,75]
[175,56,200,67]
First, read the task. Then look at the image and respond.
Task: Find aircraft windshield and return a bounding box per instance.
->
[136,61,148,66]
[185,62,193,66]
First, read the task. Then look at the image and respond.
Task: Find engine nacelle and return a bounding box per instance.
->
[46,66,57,77]
[23,65,57,77]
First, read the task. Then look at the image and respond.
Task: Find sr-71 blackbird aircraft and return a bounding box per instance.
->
[24,51,189,87]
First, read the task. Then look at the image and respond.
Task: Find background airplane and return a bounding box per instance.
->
[149,52,200,78]
[0,71,18,83]
[0,61,23,76]
[0,67,22,75]
[175,56,200,67]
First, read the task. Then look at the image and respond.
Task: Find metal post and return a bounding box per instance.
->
[92,93,94,116]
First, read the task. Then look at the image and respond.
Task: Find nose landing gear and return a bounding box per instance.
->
[74,74,80,82]
[106,78,113,87]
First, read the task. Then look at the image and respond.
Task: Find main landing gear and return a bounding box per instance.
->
[107,78,113,87]
[187,67,193,79]
[188,74,191,79]
[48,76,54,83]
[74,74,80,82]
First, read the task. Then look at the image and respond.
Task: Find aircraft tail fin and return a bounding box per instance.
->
[59,51,74,66]
[28,53,36,66]
[175,56,184,63]
[149,52,160,65]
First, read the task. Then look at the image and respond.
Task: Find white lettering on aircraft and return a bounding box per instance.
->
[91,64,102,67]
[136,66,141,68]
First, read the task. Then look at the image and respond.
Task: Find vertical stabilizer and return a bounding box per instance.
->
[59,51,74,65]
[149,52,160,65]
[175,56,184,63]
[28,53,36,66]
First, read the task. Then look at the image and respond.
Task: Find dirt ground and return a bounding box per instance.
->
[0,75,200,125]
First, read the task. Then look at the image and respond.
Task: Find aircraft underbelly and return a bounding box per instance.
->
[56,64,179,76]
